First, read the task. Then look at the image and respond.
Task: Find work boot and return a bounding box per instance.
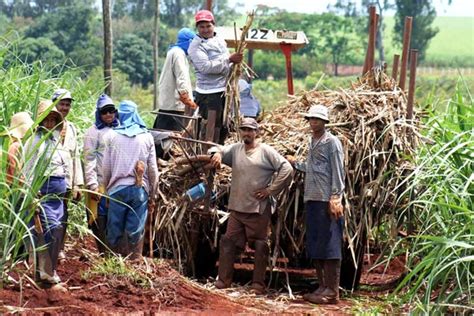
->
[307,259,341,304]
[250,240,269,295]
[92,215,108,254]
[215,236,236,289]
[129,236,144,260]
[303,259,325,301]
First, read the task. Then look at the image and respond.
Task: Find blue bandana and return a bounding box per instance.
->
[114,100,148,137]
[168,28,196,55]
[95,94,119,130]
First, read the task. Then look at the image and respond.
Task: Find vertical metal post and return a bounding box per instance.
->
[392,54,400,81]
[280,43,294,95]
[152,0,160,110]
[363,6,377,75]
[399,16,413,91]
[406,49,418,121]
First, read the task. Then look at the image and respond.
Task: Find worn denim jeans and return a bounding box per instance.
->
[106,185,148,247]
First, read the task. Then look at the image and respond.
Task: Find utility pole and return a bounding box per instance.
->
[153,0,160,110]
[102,0,113,96]
[206,0,212,10]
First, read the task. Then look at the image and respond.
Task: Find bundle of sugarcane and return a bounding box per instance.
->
[223,11,255,129]
[152,69,420,286]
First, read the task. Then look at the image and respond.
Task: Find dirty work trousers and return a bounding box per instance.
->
[305,201,343,260]
[106,185,148,247]
[195,92,228,145]
[224,207,271,250]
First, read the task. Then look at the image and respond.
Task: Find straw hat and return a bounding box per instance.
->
[8,112,34,139]
[37,100,64,131]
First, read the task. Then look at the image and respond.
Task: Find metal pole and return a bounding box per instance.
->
[152,0,160,110]
[363,6,377,75]
[102,0,113,96]
[392,54,400,81]
[280,43,294,95]
[406,49,418,121]
[399,16,413,91]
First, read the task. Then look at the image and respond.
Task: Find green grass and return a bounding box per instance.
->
[383,16,474,67]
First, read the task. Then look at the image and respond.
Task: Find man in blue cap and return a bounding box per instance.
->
[83,94,119,254]
[102,100,158,259]
[153,28,197,153]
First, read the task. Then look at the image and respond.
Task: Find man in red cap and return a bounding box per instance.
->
[188,9,243,144]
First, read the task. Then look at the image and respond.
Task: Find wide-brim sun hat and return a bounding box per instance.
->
[37,100,64,131]
[301,104,329,122]
[8,112,34,139]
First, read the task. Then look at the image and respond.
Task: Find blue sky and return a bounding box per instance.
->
[230,0,474,16]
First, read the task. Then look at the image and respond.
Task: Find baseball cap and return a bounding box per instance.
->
[52,88,74,102]
[303,104,329,122]
[239,117,259,130]
[195,10,214,24]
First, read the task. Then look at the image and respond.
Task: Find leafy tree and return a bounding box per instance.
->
[315,13,363,76]
[114,34,154,87]
[393,0,439,62]
[23,3,102,70]
[16,36,65,64]
[0,0,93,18]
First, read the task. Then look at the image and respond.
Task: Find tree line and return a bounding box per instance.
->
[0,0,440,84]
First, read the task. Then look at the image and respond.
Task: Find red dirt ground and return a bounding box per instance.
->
[0,237,404,315]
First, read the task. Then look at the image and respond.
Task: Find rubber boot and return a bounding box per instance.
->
[303,259,325,301]
[111,235,129,257]
[307,259,341,304]
[251,240,269,294]
[215,236,236,289]
[92,215,108,254]
[129,236,144,260]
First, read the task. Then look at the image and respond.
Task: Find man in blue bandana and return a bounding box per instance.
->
[102,100,159,259]
[153,28,197,154]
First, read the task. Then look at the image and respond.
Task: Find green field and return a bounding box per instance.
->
[383,16,474,67]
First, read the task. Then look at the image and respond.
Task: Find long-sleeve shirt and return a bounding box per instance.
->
[188,34,230,94]
[60,121,84,189]
[102,131,158,197]
[23,131,68,184]
[215,143,293,214]
[303,131,345,202]
[83,125,114,190]
[158,47,194,112]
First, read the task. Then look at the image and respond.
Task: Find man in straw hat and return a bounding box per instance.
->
[288,104,345,304]
[6,112,34,185]
[23,100,68,292]
[51,88,84,261]
[188,9,243,144]
[209,117,293,294]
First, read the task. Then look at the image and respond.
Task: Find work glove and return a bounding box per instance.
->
[179,92,198,110]
[328,195,344,220]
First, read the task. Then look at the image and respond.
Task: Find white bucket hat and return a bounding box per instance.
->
[303,104,329,122]
[8,112,34,139]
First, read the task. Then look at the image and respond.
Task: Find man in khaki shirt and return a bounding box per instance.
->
[52,88,84,260]
[210,118,293,294]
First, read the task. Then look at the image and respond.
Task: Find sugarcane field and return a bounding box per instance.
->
[0,1,473,315]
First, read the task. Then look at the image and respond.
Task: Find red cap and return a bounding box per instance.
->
[195,10,214,24]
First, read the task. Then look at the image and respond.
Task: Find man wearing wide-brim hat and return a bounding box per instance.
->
[209,117,293,294]
[288,104,345,304]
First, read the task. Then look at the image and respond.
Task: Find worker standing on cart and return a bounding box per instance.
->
[153,28,197,136]
[209,118,293,294]
[287,104,345,305]
[188,9,243,144]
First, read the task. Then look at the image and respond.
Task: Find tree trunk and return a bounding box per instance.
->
[152,0,160,110]
[102,0,113,96]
